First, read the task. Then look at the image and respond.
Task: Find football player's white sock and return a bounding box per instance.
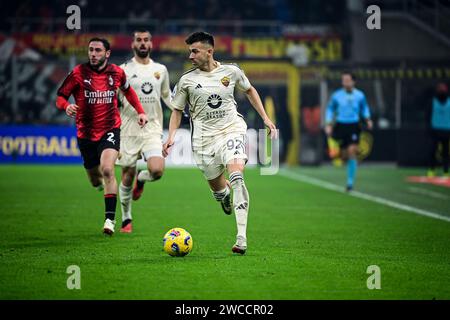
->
[229,171,249,241]
[137,170,157,182]
[119,182,132,222]
[211,186,230,202]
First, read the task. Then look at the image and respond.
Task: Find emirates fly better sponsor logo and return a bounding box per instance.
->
[84,90,115,104]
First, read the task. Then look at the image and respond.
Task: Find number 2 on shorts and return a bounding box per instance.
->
[107,132,115,145]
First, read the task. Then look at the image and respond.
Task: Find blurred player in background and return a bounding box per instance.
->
[116,30,174,233]
[56,38,148,235]
[427,82,450,178]
[163,31,277,254]
[325,71,373,191]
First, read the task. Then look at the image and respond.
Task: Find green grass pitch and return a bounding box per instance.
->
[0,164,449,299]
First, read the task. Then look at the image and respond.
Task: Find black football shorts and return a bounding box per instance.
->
[332,122,361,149]
[77,128,120,169]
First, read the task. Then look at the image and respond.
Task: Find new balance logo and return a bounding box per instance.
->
[195,83,202,89]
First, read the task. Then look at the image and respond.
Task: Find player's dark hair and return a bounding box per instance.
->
[185,31,214,47]
[88,37,110,51]
[342,70,355,80]
[133,29,152,38]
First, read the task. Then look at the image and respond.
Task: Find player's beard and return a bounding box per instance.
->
[134,46,150,58]
[90,55,107,70]
[191,57,205,68]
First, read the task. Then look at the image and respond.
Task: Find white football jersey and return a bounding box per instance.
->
[172,62,251,147]
[119,58,172,137]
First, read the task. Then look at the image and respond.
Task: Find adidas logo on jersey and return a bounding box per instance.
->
[195,83,202,89]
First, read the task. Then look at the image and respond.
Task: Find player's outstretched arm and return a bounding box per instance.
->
[163,109,183,157]
[245,86,277,139]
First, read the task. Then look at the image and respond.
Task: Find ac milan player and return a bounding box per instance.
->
[56,38,148,235]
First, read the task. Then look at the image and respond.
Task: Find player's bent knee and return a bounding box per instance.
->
[151,170,163,181]
[101,166,115,180]
[147,158,165,180]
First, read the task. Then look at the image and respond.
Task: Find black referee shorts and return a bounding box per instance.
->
[77,128,120,169]
[332,122,361,149]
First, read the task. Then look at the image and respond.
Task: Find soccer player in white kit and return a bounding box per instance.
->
[163,32,277,254]
[117,30,173,233]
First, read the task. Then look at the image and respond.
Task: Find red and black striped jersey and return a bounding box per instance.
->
[57,63,129,141]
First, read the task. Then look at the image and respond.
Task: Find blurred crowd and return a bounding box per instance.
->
[2,0,349,32]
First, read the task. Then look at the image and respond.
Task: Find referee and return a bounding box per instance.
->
[325,71,373,191]
[428,82,450,178]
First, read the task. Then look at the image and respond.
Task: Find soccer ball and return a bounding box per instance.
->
[163,227,193,257]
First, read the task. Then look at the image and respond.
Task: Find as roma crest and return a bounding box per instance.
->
[221,76,230,87]
[154,72,161,80]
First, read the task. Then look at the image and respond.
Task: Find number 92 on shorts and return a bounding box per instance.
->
[193,132,248,180]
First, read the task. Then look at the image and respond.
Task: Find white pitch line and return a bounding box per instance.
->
[278,169,450,223]
[407,187,450,200]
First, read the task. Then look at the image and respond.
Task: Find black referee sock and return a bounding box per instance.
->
[104,194,117,221]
